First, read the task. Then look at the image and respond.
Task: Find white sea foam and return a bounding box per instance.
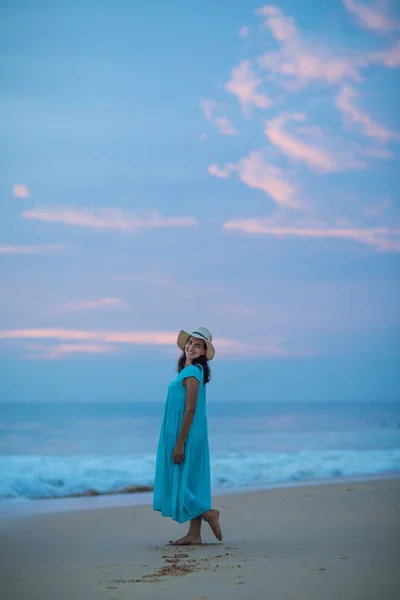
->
[1,448,399,500]
[1,401,399,501]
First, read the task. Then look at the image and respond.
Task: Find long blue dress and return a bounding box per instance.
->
[153,363,211,524]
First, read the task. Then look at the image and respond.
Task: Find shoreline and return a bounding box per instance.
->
[1,477,399,599]
[1,471,398,526]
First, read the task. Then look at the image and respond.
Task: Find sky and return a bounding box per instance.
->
[1,0,399,403]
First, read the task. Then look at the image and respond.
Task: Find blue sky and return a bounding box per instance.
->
[1,0,399,402]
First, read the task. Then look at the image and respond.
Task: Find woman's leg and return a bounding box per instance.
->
[168,509,222,545]
[188,516,202,539]
[168,516,202,545]
[201,508,222,541]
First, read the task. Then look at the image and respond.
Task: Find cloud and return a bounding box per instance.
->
[25,343,118,360]
[215,337,290,358]
[200,98,217,120]
[336,217,353,227]
[0,328,290,359]
[225,60,273,116]
[0,243,70,255]
[110,272,173,285]
[235,152,302,208]
[364,198,392,215]
[265,113,363,172]
[215,303,256,315]
[200,98,237,135]
[209,152,301,209]
[257,5,364,87]
[223,216,400,251]
[208,163,233,179]
[21,207,198,232]
[342,0,400,35]
[256,5,400,89]
[369,39,400,67]
[362,146,394,159]
[255,5,298,42]
[0,328,179,345]
[61,298,128,312]
[51,344,117,355]
[336,86,400,142]
[12,184,30,198]
[213,116,237,135]
[238,25,251,38]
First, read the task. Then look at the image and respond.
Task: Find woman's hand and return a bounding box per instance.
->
[172,443,184,464]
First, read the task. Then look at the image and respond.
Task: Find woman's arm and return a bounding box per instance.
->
[172,376,199,464]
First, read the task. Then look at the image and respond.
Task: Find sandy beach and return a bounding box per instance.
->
[1,478,399,600]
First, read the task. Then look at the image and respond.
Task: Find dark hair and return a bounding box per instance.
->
[177,351,211,384]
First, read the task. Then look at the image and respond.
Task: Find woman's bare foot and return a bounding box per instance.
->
[167,534,202,546]
[202,509,222,541]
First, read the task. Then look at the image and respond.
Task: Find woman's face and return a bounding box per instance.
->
[185,336,206,361]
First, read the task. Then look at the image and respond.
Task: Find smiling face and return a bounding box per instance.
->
[185,335,207,363]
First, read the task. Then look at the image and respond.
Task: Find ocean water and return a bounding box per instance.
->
[0,401,399,501]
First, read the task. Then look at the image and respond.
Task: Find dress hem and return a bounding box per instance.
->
[153,505,211,524]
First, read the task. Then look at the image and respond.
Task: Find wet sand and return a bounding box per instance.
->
[1,478,399,599]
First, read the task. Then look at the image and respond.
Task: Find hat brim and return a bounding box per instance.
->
[177,329,215,361]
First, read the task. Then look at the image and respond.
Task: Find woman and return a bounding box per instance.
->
[153,327,222,545]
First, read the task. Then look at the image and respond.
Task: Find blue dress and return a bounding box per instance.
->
[153,364,211,524]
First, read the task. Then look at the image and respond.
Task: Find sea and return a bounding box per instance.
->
[0,401,399,502]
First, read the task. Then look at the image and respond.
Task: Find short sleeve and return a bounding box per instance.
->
[181,364,203,384]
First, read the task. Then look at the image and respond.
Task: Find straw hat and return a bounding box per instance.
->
[177,327,215,361]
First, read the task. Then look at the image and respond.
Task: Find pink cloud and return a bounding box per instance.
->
[336,217,353,227]
[209,152,302,209]
[257,5,363,87]
[110,272,172,286]
[255,5,298,42]
[208,163,233,179]
[213,116,237,135]
[200,98,237,135]
[364,198,392,216]
[21,207,198,232]
[336,86,400,142]
[215,337,290,358]
[0,329,98,342]
[0,329,178,346]
[26,343,118,360]
[61,298,127,312]
[369,39,400,67]
[0,328,290,359]
[200,98,217,120]
[256,5,400,90]
[55,343,116,354]
[216,303,256,315]
[260,46,363,88]
[265,113,363,172]
[238,25,251,38]
[0,244,70,255]
[225,60,272,116]
[223,217,400,251]
[235,152,302,209]
[12,184,30,198]
[362,146,394,159]
[342,0,400,34]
